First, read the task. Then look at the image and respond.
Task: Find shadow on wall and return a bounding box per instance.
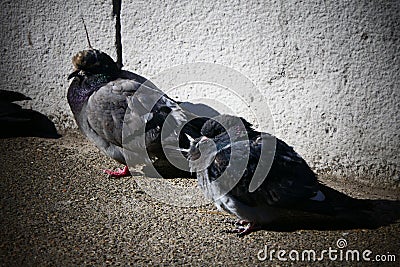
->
[0,90,61,139]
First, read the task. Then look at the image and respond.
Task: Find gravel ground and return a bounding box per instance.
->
[0,131,399,266]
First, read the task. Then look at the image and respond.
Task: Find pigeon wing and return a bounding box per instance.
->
[82,78,140,164]
[210,138,320,209]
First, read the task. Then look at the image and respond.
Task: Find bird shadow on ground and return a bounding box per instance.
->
[272,183,400,232]
[141,161,197,179]
[219,198,400,236]
[246,181,400,234]
[0,90,61,139]
[258,198,400,232]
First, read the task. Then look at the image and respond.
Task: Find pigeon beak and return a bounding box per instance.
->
[68,70,81,80]
[185,133,195,144]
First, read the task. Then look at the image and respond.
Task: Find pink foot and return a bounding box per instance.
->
[103,166,131,178]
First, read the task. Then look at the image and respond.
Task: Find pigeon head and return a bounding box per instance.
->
[187,136,218,172]
[68,49,120,79]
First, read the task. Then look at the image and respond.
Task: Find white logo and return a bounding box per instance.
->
[122,62,275,207]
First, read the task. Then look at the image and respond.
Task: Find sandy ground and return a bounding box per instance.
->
[0,131,399,266]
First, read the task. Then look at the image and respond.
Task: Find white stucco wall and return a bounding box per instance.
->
[1,0,399,185]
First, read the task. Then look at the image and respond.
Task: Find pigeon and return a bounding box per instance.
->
[67,48,206,177]
[186,114,371,236]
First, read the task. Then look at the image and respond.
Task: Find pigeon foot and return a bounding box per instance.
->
[235,220,250,226]
[227,222,259,237]
[104,165,131,178]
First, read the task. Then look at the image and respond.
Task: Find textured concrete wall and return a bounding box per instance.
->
[0,0,399,185]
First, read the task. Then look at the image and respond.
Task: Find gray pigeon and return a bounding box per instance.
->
[67,49,205,177]
[187,115,371,236]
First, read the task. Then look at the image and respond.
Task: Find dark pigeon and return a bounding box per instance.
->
[67,49,205,178]
[186,114,371,236]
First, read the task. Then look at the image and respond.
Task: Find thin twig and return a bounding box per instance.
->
[81,17,93,49]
